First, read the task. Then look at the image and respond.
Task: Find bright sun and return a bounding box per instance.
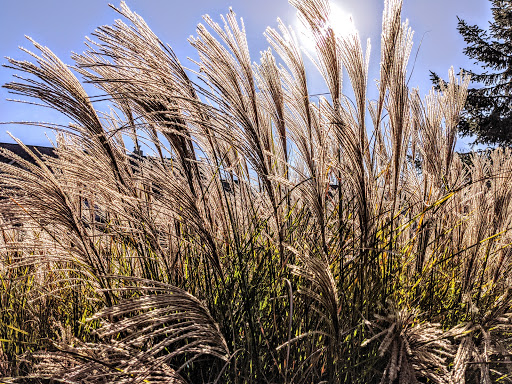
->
[329,4,356,38]
[297,3,356,52]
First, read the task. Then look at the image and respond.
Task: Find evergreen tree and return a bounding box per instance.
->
[432,0,512,145]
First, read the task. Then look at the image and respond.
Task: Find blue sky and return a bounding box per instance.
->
[0,0,493,150]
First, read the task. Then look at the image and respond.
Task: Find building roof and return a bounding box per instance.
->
[0,143,57,165]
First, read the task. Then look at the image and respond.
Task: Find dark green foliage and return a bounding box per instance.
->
[432,0,512,145]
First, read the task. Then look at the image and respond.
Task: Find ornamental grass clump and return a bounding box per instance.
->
[1,0,512,382]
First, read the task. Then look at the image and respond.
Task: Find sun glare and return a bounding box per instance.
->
[297,2,356,52]
[330,4,356,38]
